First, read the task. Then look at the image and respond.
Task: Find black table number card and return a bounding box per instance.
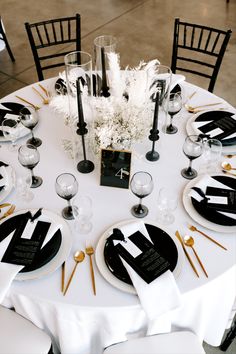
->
[113,230,170,284]
[100,149,132,189]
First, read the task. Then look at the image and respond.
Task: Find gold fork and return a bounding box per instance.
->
[85,244,96,295]
[188,225,227,250]
[0,204,16,220]
[38,83,49,97]
[15,95,40,110]
[32,87,49,104]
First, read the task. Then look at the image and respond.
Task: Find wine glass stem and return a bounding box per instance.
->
[67,199,72,213]
[186,159,193,173]
[169,115,173,127]
[137,198,144,213]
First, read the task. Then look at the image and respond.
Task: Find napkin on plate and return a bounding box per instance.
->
[0,164,9,190]
[0,210,62,303]
[170,74,185,92]
[112,221,182,320]
[189,175,236,221]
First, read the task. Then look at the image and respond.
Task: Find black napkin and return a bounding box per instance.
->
[0,102,24,135]
[104,224,178,285]
[191,175,236,226]
[194,110,236,146]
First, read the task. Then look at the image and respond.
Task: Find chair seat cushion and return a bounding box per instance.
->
[104,331,205,354]
[0,306,51,354]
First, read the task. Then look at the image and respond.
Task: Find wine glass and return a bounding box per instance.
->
[72,195,93,234]
[18,144,43,188]
[181,135,203,179]
[13,167,34,202]
[130,171,154,218]
[55,173,78,220]
[2,118,21,151]
[19,106,42,147]
[202,138,222,173]
[156,187,178,225]
[166,92,182,134]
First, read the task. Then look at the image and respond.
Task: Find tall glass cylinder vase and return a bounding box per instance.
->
[64,51,94,173]
[93,35,117,97]
[147,64,172,133]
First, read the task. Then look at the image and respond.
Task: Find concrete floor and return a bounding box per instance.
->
[0,0,235,353]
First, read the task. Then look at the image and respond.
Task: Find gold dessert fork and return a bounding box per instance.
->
[188,225,227,250]
[85,243,96,295]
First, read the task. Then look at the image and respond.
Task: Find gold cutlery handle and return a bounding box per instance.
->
[89,255,96,295]
[175,231,199,277]
[38,83,49,97]
[61,261,65,293]
[222,170,236,177]
[192,247,208,278]
[194,102,222,109]
[63,262,78,296]
[32,87,46,101]
[197,229,227,251]
[15,95,40,110]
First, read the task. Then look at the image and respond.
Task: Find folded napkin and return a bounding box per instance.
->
[112,221,181,320]
[189,175,236,221]
[170,74,185,92]
[0,165,9,189]
[0,210,62,303]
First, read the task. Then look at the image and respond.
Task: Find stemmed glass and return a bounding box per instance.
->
[18,144,43,188]
[156,187,178,225]
[19,106,42,147]
[72,195,93,234]
[181,135,203,179]
[2,118,21,151]
[130,171,154,218]
[166,92,182,134]
[55,173,78,220]
[13,167,34,201]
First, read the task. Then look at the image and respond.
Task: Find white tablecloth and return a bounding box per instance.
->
[0,78,236,354]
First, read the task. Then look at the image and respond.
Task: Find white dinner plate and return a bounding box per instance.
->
[186,111,236,155]
[182,174,236,233]
[0,208,72,280]
[95,219,184,294]
[0,163,14,203]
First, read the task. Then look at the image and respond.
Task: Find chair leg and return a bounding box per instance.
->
[220,320,236,351]
[1,31,15,62]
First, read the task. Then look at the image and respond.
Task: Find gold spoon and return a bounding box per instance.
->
[185,102,222,113]
[224,154,236,158]
[63,250,85,296]
[183,235,208,278]
[221,162,236,171]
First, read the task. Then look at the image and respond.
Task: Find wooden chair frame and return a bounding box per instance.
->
[171,18,232,92]
[0,16,15,62]
[25,14,81,81]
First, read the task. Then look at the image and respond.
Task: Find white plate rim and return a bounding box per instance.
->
[182,174,236,233]
[185,110,236,154]
[95,219,184,294]
[0,208,72,280]
[0,164,14,204]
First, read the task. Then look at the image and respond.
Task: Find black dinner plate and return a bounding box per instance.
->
[194,110,236,146]
[191,175,236,226]
[0,102,25,136]
[104,223,178,285]
[0,212,62,273]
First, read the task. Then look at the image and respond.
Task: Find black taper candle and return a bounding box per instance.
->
[100,46,110,97]
[152,91,159,131]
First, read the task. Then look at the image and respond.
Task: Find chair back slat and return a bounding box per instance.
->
[171,18,232,92]
[25,14,81,81]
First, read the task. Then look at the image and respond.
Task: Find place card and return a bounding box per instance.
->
[1,220,51,266]
[206,186,236,214]
[112,229,170,284]
[100,148,132,189]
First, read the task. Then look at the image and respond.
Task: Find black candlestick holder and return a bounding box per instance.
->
[146,128,160,161]
[76,122,95,173]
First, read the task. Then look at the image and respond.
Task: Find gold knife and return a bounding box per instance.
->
[175,231,199,277]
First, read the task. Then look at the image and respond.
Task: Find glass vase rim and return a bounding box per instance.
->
[64,51,92,67]
[93,34,117,48]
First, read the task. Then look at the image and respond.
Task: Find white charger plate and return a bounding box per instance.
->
[95,219,184,294]
[0,208,72,280]
[182,174,236,233]
[186,111,236,155]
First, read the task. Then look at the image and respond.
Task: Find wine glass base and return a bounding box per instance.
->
[181,168,198,179]
[31,176,43,188]
[131,204,148,218]
[156,213,175,225]
[62,206,74,220]
[165,125,178,134]
[74,221,92,234]
[27,137,42,147]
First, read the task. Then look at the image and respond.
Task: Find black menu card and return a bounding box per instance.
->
[110,229,170,284]
[205,186,236,214]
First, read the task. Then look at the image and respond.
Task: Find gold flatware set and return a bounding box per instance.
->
[15,84,50,110]
[62,245,96,296]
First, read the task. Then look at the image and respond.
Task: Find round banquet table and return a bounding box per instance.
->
[0,78,236,354]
